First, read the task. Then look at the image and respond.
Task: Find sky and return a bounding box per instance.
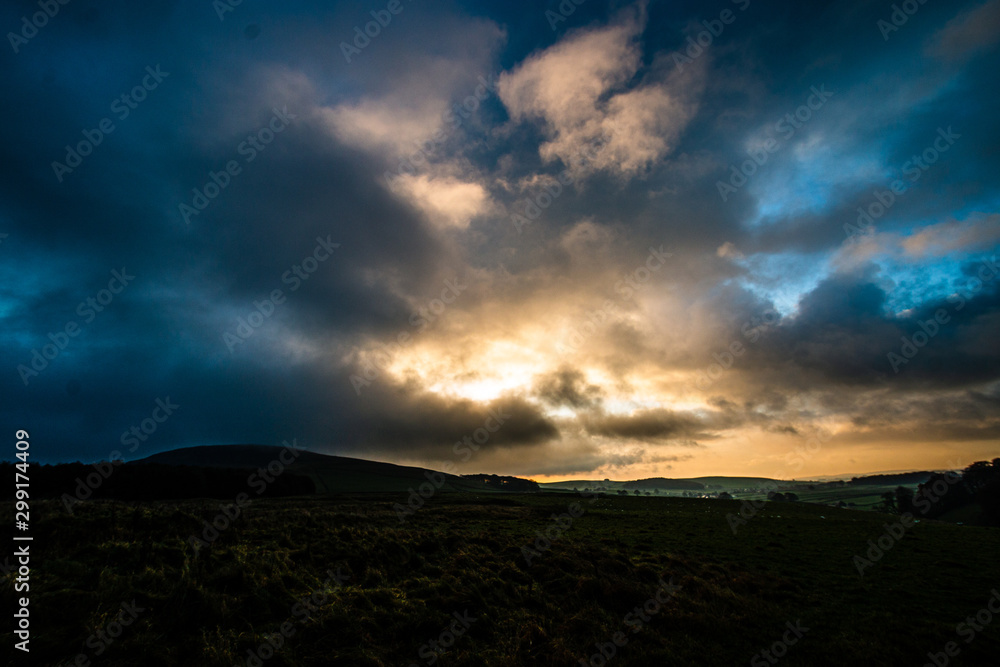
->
[2,0,999,481]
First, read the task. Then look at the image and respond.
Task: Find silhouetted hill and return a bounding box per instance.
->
[3,461,315,503]
[3,445,546,502]
[138,444,329,468]
[136,444,493,494]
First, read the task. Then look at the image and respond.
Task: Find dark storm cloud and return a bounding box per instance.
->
[744,258,1000,389]
[0,0,468,461]
[582,408,712,443]
[533,367,603,408]
[346,393,560,458]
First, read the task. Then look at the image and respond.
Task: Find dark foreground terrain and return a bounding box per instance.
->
[3,493,999,666]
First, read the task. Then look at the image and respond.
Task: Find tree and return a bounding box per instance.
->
[962,460,997,495]
[878,491,897,513]
[914,472,971,518]
[894,486,914,514]
[979,475,1000,526]
[962,459,1000,525]
[784,492,799,502]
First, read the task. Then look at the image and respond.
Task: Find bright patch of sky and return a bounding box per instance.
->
[733,251,830,317]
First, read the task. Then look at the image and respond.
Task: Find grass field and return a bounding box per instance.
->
[4,493,999,666]
[541,477,916,512]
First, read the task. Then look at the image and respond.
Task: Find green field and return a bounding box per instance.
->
[4,493,999,666]
[541,474,944,516]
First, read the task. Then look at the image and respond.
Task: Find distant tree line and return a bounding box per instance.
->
[877,459,1000,525]
[849,471,936,486]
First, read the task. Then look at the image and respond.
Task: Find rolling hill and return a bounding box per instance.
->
[136,444,497,494]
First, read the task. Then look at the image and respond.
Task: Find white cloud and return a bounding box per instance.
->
[318,20,504,158]
[901,214,1000,258]
[498,5,702,179]
[835,214,1000,269]
[717,242,744,260]
[392,173,492,230]
[321,98,447,155]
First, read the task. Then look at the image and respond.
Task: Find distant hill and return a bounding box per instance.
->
[540,476,779,491]
[139,444,330,468]
[689,476,779,487]
[6,444,540,501]
[622,478,704,490]
[539,473,940,492]
[136,444,501,495]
